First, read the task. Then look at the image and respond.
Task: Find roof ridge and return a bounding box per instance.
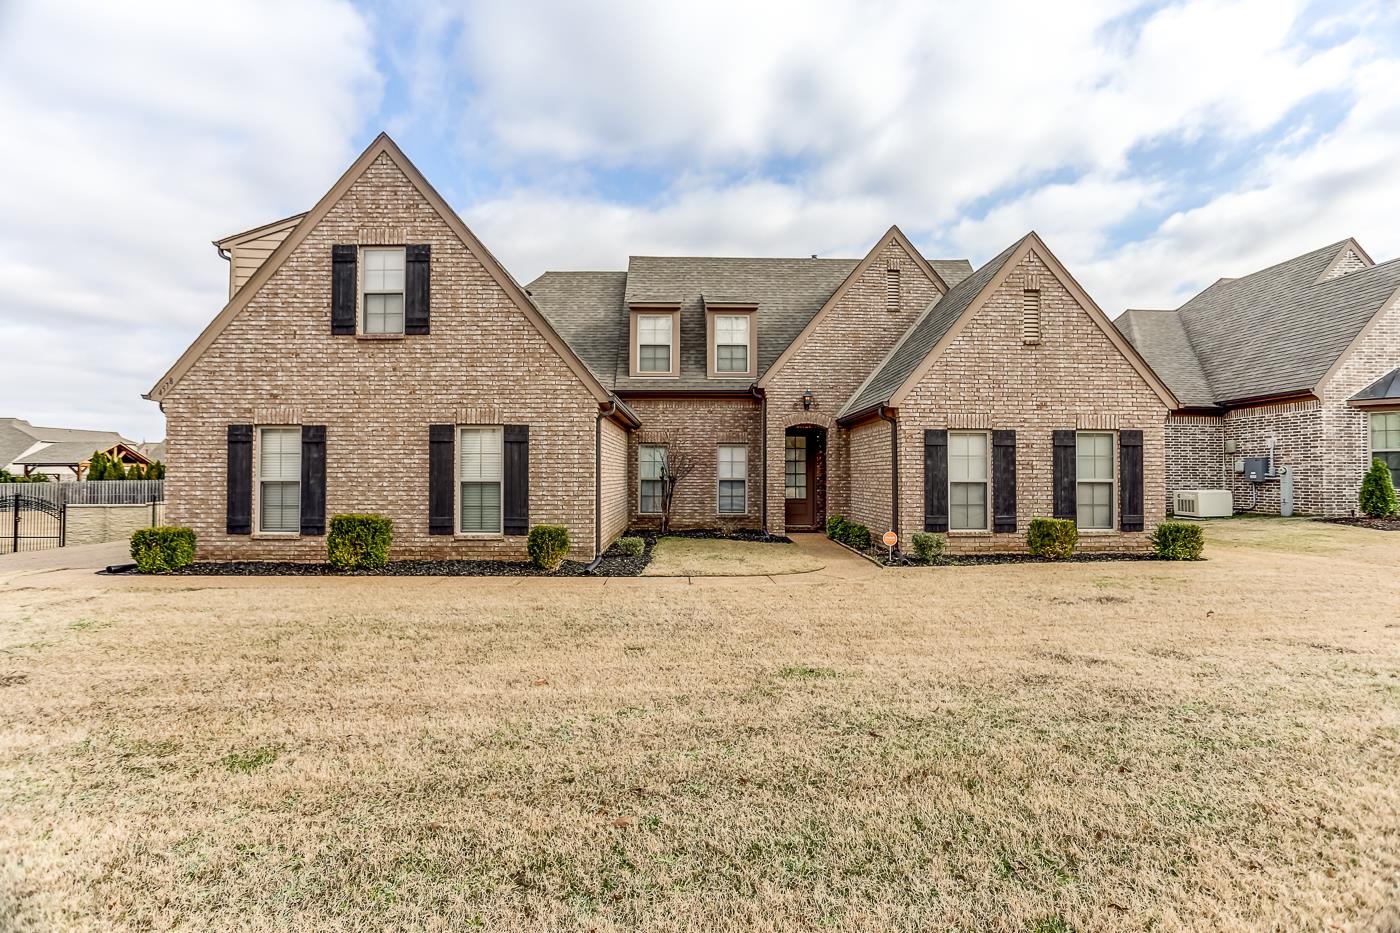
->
[1194,239,1351,296]
[1310,253,1400,286]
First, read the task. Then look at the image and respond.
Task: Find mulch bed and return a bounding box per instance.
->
[835,537,1164,567]
[1319,517,1400,532]
[159,528,792,578]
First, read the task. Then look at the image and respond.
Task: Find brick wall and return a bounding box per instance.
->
[845,419,891,534]
[622,396,763,531]
[763,238,940,533]
[600,418,629,547]
[1220,400,1323,514]
[891,250,1169,553]
[164,153,602,561]
[1165,415,1224,512]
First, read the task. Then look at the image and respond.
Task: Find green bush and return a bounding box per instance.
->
[326,514,393,571]
[825,514,847,538]
[911,531,946,563]
[615,535,645,558]
[1360,458,1398,518]
[130,526,196,574]
[839,521,871,550]
[1027,518,1077,560]
[1151,520,1205,560]
[527,524,571,571]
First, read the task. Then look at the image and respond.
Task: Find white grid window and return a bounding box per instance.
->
[717,445,747,513]
[715,315,749,373]
[1076,432,1114,530]
[638,315,672,372]
[459,427,503,533]
[784,435,806,499]
[258,427,301,533]
[949,432,988,531]
[639,445,666,513]
[362,248,405,334]
[1373,412,1400,488]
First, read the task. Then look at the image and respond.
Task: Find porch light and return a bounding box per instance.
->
[802,389,814,410]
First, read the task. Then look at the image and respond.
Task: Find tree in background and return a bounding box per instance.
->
[0,468,49,483]
[85,451,111,481]
[1360,457,1398,518]
[658,450,697,534]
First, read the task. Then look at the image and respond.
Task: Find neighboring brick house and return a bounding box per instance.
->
[1118,239,1400,517]
[151,133,1180,561]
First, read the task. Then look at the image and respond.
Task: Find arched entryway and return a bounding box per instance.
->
[783,424,827,531]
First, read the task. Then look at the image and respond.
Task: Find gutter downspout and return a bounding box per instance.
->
[751,383,767,535]
[878,405,902,561]
[588,399,619,573]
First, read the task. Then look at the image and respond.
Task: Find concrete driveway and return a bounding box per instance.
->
[0,541,129,578]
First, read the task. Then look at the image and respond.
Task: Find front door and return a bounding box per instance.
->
[784,433,815,529]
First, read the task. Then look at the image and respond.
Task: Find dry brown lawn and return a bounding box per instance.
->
[642,536,827,576]
[1,518,1398,931]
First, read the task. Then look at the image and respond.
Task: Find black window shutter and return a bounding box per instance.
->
[429,425,454,535]
[331,245,357,335]
[300,425,327,536]
[923,429,948,533]
[226,424,252,535]
[992,429,1017,533]
[1052,430,1077,521]
[1119,429,1145,532]
[405,244,431,335]
[503,424,530,536]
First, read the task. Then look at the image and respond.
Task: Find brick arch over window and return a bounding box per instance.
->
[779,410,837,432]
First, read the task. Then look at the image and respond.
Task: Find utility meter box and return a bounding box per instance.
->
[1243,457,1271,482]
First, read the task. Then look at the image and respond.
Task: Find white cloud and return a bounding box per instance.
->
[0,1,380,441]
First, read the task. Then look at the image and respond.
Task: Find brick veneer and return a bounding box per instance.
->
[845,419,891,534]
[1165,415,1224,510]
[165,153,603,561]
[762,238,940,533]
[886,250,1169,553]
[1319,292,1400,515]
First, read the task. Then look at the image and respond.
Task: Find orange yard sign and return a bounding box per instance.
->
[882,531,898,548]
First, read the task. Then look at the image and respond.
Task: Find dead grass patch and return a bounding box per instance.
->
[1,519,1398,930]
[641,536,824,576]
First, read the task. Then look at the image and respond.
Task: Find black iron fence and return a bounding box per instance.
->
[1,494,65,554]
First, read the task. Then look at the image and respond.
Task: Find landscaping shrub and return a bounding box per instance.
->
[839,521,871,550]
[326,514,393,571]
[911,531,946,563]
[1151,520,1205,560]
[527,524,571,571]
[825,514,847,539]
[1360,457,1399,518]
[615,535,645,558]
[1027,518,1077,560]
[130,526,196,574]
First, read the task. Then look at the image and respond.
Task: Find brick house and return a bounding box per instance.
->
[1117,240,1400,517]
[150,133,1178,561]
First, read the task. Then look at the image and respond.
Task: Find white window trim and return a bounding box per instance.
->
[360,246,406,337]
[455,425,504,538]
[254,425,301,537]
[1076,431,1117,533]
[713,315,750,375]
[716,444,748,515]
[636,314,674,375]
[638,444,667,515]
[1372,411,1400,484]
[947,430,990,533]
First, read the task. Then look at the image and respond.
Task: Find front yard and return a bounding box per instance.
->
[1,518,1397,931]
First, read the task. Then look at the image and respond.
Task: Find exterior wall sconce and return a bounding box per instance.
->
[802,389,814,410]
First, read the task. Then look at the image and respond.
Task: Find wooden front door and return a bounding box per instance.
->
[784,433,816,529]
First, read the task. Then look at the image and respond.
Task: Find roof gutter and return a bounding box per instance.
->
[878,405,903,561]
[214,242,231,262]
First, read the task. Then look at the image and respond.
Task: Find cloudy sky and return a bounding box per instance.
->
[2,0,1399,441]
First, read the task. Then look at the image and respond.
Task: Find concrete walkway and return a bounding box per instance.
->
[0,540,128,578]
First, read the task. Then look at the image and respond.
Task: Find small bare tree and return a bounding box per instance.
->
[658,450,697,533]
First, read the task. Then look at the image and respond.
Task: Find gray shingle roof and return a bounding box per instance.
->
[1352,366,1400,403]
[929,259,975,288]
[0,420,40,470]
[13,437,128,466]
[1124,241,1400,407]
[1115,309,1216,408]
[526,271,628,383]
[840,238,1024,418]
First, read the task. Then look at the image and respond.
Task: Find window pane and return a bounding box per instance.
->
[784,436,806,499]
[364,292,404,334]
[459,481,501,533]
[718,445,746,480]
[949,482,986,530]
[1077,481,1113,529]
[260,480,299,533]
[363,248,405,292]
[1380,451,1400,489]
[639,344,670,372]
[716,344,748,372]
[639,314,672,344]
[949,433,987,482]
[1077,432,1114,481]
[459,427,503,482]
[259,427,301,481]
[640,445,666,480]
[719,479,746,513]
[640,480,664,513]
[1374,413,1400,451]
[716,315,748,344]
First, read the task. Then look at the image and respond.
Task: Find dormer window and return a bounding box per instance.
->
[638,314,672,372]
[715,315,749,373]
[362,247,405,334]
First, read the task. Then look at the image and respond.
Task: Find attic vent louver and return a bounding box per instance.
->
[886,266,901,311]
[1022,289,1042,344]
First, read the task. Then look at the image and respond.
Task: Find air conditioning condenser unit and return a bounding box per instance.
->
[1173,490,1233,518]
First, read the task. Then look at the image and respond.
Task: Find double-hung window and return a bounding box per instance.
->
[948,432,989,531]
[639,445,666,513]
[459,427,503,534]
[1076,432,1115,530]
[362,248,405,334]
[1373,412,1400,488]
[717,445,747,513]
[258,427,301,533]
[715,315,749,374]
[638,315,672,373]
